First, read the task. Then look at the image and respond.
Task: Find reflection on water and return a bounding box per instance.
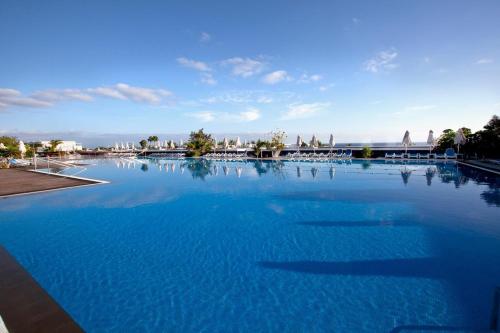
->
[425,167,436,186]
[118,158,500,207]
[400,166,412,185]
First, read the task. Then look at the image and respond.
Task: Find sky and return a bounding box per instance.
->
[1,0,499,145]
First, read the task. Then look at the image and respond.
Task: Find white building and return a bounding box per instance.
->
[40,140,83,152]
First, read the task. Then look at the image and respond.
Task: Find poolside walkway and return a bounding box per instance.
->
[460,160,500,175]
[0,168,98,198]
[0,246,83,332]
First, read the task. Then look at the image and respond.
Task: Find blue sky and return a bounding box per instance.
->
[1,0,499,144]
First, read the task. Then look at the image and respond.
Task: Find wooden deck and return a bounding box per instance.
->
[0,246,83,332]
[0,168,96,197]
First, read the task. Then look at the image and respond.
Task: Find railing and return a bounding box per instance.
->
[34,157,87,177]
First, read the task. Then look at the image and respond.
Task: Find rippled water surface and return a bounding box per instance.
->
[1,158,499,332]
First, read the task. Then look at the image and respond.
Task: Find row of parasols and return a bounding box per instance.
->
[402,129,467,153]
[114,140,184,150]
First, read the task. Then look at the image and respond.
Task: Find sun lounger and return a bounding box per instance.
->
[9,159,30,166]
[408,153,419,159]
[435,152,446,159]
[385,153,395,158]
[445,148,457,159]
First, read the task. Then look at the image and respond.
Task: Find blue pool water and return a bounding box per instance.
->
[1,158,499,332]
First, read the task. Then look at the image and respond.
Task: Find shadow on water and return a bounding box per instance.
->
[295,220,415,227]
[257,258,447,278]
[258,228,500,329]
[277,189,410,203]
[389,324,483,332]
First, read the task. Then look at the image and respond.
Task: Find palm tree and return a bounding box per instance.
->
[253,140,269,159]
[49,139,63,158]
[147,136,159,148]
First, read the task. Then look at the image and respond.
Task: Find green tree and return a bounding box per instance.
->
[147,136,159,147]
[362,146,372,158]
[436,129,455,151]
[0,136,20,158]
[185,129,213,157]
[49,140,63,152]
[253,140,269,158]
[463,115,500,158]
[139,139,148,149]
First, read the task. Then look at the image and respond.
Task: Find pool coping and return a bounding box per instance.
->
[457,160,500,175]
[0,246,83,332]
[0,169,109,199]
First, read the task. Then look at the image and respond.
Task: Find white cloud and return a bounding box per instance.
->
[0,88,22,98]
[200,32,211,43]
[188,111,216,122]
[0,83,174,111]
[221,57,266,78]
[363,49,399,73]
[262,70,292,85]
[297,73,322,84]
[32,89,93,102]
[281,102,331,120]
[112,83,172,104]
[199,90,294,105]
[238,107,261,121]
[318,83,334,92]
[200,73,217,85]
[257,96,273,104]
[476,58,493,64]
[0,88,54,109]
[186,107,261,123]
[393,104,437,116]
[88,86,127,100]
[176,57,212,72]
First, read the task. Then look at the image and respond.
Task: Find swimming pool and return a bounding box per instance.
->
[1,158,499,332]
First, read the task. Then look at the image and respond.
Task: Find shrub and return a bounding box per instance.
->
[185,129,213,157]
[362,146,372,158]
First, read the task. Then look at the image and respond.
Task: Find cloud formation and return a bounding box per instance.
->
[200,73,217,86]
[281,102,331,120]
[221,57,266,78]
[0,83,173,110]
[476,58,493,64]
[199,90,294,105]
[90,83,172,104]
[262,70,292,84]
[393,104,437,116]
[187,107,261,123]
[364,49,399,73]
[239,107,261,121]
[200,32,211,43]
[297,73,322,83]
[176,57,212,72]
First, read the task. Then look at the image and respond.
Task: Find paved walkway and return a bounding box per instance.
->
[0,246,83,332]
[0,169,95,197]
[460,160,500,175]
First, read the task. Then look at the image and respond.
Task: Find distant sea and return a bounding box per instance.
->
[3,131,425,148]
